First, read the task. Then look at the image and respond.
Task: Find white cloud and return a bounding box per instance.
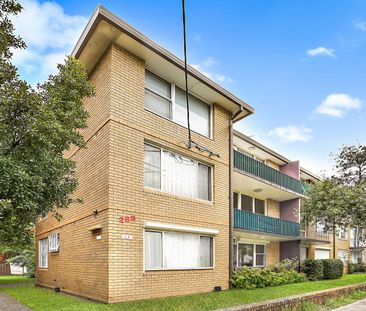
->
[306,47,336,58]
[11,0,87,81]
[269,126,313,143]
[315,93,362,117]
[355,21,366,31]
[192,57,233,84]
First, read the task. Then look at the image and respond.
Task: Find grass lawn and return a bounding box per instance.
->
[1,274,366,311]
[301,289,366,310]
[0,275,35,285]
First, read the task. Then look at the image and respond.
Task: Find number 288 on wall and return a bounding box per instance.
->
[119,215,136,224]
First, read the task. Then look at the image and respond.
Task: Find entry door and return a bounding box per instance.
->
[315,249,330,259]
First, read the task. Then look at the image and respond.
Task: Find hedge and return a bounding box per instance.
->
[231,265,306,289]
[321,259,343,279]
[348,262,366,274]
[301,258,323,281]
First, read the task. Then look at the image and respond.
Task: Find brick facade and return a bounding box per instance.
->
[36,44,232,302]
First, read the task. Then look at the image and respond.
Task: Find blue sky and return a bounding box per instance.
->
[12,0,366,175]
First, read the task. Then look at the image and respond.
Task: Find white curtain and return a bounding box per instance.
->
[144,231,163,269]
[39,239,48,268]
[164,232,200,269]
[144,71,171,118]
[144,144,161,189]
[162,151,198,198]
[175,87,210,137]
[199,236,213,267]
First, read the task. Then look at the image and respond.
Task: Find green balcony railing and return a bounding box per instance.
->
[234,150,306,195]
[234,209,300,237]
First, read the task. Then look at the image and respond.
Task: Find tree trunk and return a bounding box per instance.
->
[333,223,336,259]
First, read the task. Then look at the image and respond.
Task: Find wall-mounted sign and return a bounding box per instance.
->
[119,215,136,224]
[122,235,133,240]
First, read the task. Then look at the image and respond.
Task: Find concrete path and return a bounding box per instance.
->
[333,298,366,311]
[0,291,31,311]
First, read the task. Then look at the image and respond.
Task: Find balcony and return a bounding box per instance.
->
[234,150,306,195]
[301,226,330,243]
[234,209,300,237]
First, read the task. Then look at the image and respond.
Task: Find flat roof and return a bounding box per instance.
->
[72,5,255,122]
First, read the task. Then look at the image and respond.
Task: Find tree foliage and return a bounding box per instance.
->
[302,178,365,230]
[0,0,94,248]
[334,144,366,186]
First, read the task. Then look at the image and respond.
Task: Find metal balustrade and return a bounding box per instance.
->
[234,209,300,237]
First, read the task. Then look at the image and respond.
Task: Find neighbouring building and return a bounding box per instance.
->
[35,5,354,303]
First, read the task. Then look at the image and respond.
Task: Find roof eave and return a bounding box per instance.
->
[72,5,255,118]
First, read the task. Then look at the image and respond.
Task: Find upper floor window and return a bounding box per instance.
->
[233,192,265,215]
[144,143,211,201]
[316,221,327,235]
[338,226,348,240]
[144,70,211,137]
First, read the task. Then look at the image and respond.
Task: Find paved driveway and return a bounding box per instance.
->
[333,298,366,311]
[0,291,31,311]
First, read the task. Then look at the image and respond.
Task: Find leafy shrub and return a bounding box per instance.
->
[269,258,300,273]
[321,259,343,279]
[231,265,306,289]
[348,262,356,274]
[301,258,323,281]
[348,262,366,273]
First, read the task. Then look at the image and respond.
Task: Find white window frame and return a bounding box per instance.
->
[316,221,327,235]
[337,249,348,264]
[233,192,267,215]
[338,226,348,240]
[235,242,266,268]
[39,238,48,268]
[143,230,215,271]
[144,142,213,201]
[144,69,212,138]
[49,233,60,253]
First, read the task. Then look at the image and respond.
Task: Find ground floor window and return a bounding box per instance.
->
[337,249,348,264]
[314,248,330,260]
[144,230,214,270]
[39,238,48,268]
[234,242,266,268]
[351,250,362,264]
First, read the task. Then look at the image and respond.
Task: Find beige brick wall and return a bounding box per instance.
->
[267,242,280,266]
[36,44,232,303]
[35,48,112,302]
[267,199,280,218]
[107,44,230,302]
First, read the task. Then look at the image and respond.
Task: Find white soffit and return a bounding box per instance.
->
[74,7,254,120]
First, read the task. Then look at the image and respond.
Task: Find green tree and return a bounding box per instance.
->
[0,0,94,248]
[334,144,366,186]
[333,144,366,245]
[302,178,366,258]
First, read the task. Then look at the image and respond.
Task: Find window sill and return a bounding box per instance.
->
[144,267,215,273]
[38,267,48,270]
[143,187,213,205]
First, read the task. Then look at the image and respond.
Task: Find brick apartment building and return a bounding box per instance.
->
[35,5,361,303]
